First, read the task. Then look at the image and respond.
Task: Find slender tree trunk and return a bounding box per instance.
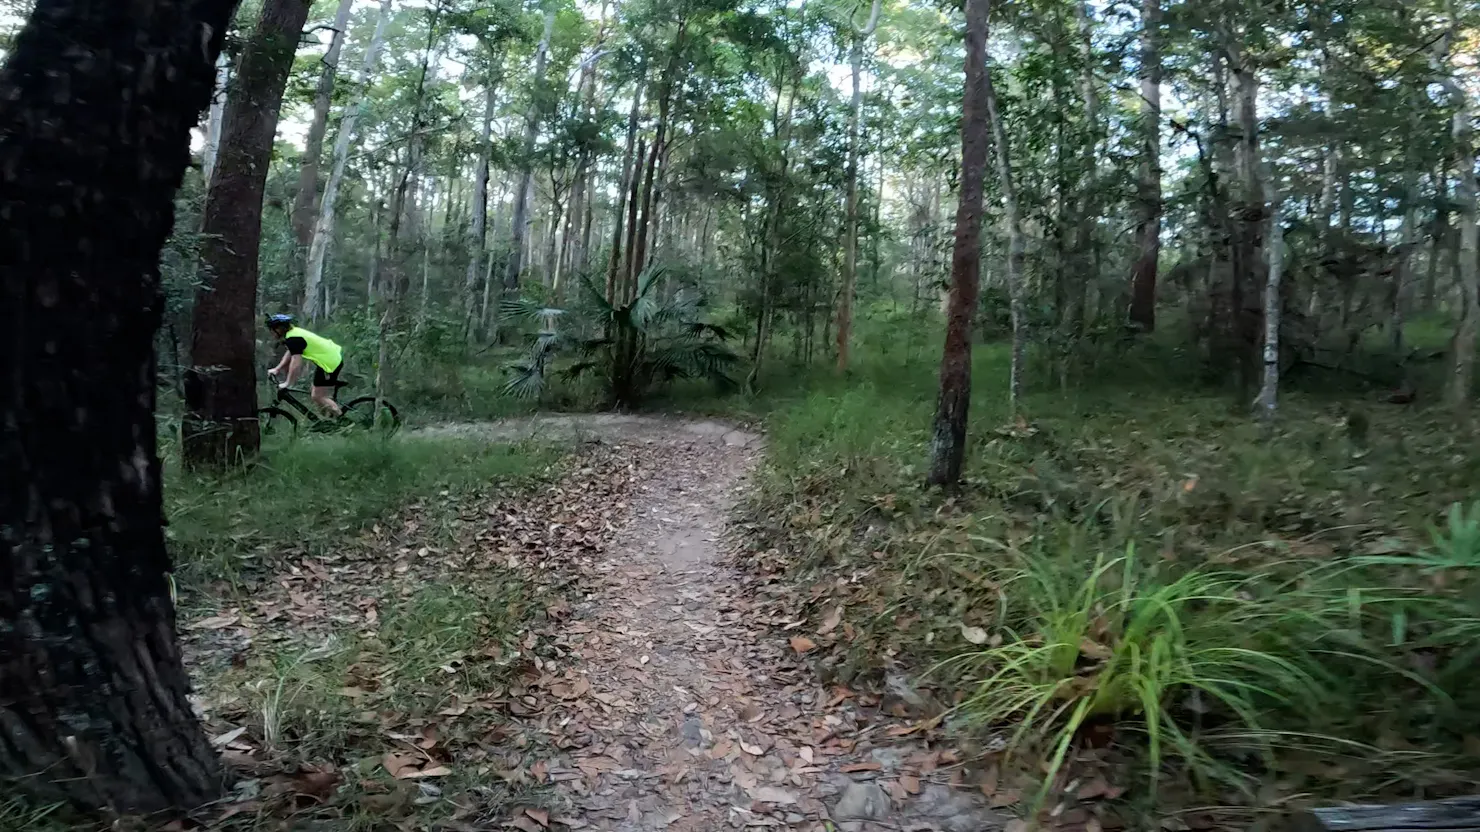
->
[631,24,688,287]
[836,0,883,372]
[290,0,355,276]
[1394,165,1420,354]
[184,0,313,468]
[201,53,230,186]
[1230,46,1264,398]
[0,0,235,812]
[503,9,556,298]
[607,76,645,303]
[464,79,498,340]
[926,0,991,487]
[1127,0,1161,332]
[1257,181,1284,422]
[305,0,393,321]
[983,63,1027,408]
[1437,18,1478,413]
[1428,164,1451,313]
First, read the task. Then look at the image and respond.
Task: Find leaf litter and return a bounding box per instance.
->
[171,417,1021,830]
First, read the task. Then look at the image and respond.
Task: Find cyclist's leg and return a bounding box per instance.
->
[310,364,344,416]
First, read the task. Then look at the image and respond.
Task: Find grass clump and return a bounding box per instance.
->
[165,435,562,587]
[938,543,1325,806]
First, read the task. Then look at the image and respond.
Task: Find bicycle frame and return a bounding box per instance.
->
[273,384,343,423]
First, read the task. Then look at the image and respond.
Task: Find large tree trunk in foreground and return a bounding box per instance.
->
[1127,0,1161,332]
[184,0,313,467]
[305,0,393,322]
[290,0,356,292]
[835,0,883,373]
[0,0,234,813]
[201,54,230,186]
[926,0,991,487]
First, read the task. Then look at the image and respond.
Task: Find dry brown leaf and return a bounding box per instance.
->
[748,785,798,804]
[506,817,543,832]
[900,774,921,795]
[739,739,765,756]
[189,615,240,631]
[210,726,248,748]
[841,762,882,773]
[531,760,549,783]
[819,605,843,635]
[979,764,1000,797]
[524,807,551,826]
[960,624,989,645]
[382,752,419,779]
[1079,637,1114,661]
[789,636,817,654]
[403,765,452,779]
[990,788,1023,808]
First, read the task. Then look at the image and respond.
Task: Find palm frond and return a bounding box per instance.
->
[500,297,566,325]
[500,363,547,399]
[559,360,602,380]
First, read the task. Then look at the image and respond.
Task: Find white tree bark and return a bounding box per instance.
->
[1256,177,1284,422]
[983,63,1027,408]
[304,0,393,322]
[503,9,557,297]
[291,0,356,258]
[835,0,883,372]
[201,53,230,187]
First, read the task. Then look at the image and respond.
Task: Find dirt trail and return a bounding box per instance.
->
[460,415,1001,832]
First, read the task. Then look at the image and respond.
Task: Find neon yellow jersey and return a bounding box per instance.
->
[285,326,343,373]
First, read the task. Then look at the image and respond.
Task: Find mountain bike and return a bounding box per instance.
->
[256,378,400,437]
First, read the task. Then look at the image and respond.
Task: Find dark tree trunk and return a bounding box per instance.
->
[926,0,991,487]
[1127,0,1161,332]
[0,0,234,814]
[183,0,312,467]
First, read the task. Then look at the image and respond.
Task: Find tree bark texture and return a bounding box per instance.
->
[184,0,313,467]
[1257,183,1284,422]
[503,9,556,297]
[0,0,235,813]
[983,62,1027,409]
[464,79,498,340]
[1127,0,1161,332]
[305,0,393,322]
[290,0,356,269]
[201,53,230,187]
[835,0,882,373]
[1438,21,1479,413]
[926,0,991,487]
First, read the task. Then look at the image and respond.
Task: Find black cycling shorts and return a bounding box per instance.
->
[312,363,343,388]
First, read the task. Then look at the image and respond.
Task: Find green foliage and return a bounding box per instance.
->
[165,435,561,588]
[501,267,741,408]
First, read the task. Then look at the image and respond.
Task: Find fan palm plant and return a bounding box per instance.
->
[500,267,740,408]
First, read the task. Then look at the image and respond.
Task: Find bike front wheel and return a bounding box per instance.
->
[341,396,401,432]
[256,406,299,438]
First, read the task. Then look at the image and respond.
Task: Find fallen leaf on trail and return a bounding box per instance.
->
[960,624,989,645]
[531,760,549,783]
[990,788,1023,808]
[900,774,921,794]
[789,636,817,654]
[1077,777,1125,801]
[525,807,550,826]
[438,701,469,716]
[189,615,240,631]
[841,762,882,773]
[210,726,248,747]
[739,739,766,756]
[979,765,1000,797]
[506,817,543,832]
[748,785,798,804]
[819,606,843,635]
[1079,638,1114,661]
[403,765,452,779]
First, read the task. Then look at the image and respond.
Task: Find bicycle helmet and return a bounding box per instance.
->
[266,313,295,327]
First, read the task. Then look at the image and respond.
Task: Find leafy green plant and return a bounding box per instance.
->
[501,267,740,408]
[937,545,1325,804]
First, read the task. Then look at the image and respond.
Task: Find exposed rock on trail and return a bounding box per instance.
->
[506,415,1001,832]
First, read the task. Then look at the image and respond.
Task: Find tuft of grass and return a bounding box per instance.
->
[935,543,1327,805]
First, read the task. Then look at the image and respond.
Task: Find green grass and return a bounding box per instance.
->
[735,316,1480,812]
[164,434,562,588]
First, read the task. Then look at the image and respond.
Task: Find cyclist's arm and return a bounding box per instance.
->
[269,350,290,375]
[281,354,306,387]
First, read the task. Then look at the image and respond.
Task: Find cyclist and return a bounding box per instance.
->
[265,314,344,417]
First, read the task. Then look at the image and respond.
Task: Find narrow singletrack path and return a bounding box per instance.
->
[452,416,1001,832]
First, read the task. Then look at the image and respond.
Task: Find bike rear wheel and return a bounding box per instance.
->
[341,396,401,432]
[256,406,299,438]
